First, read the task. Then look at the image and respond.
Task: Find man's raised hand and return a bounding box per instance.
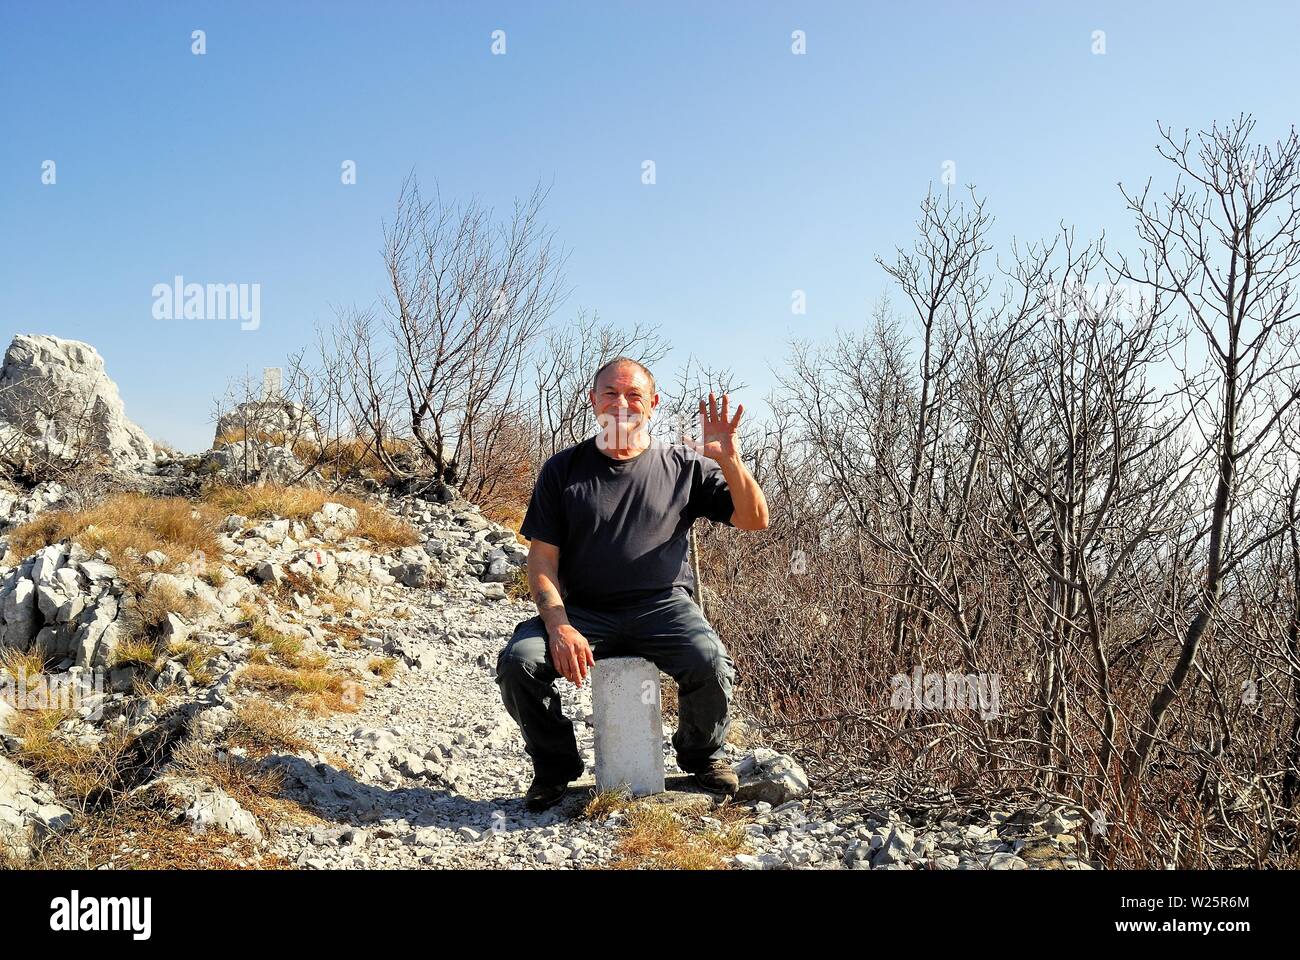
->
[549,624,596,686]
[683,391,744,463]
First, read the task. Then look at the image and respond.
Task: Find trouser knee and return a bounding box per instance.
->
[495,622,549,689]
[673,640,734,700]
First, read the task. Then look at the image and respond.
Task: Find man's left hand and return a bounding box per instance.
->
[684,391,743,463]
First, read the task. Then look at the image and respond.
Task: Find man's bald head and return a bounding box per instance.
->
[592,357,656,397]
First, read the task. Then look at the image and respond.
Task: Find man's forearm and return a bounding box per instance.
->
[720,453,770,530]
[530,568,571,636]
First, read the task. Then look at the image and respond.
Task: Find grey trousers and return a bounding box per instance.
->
[495,586,736,782]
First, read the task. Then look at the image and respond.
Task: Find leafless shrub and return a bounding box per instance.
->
[697,116,1300,868]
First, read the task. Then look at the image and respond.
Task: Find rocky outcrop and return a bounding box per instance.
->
[0,335,154,474]
[0,754,73,861]
[0,544,228,683]
[199,440,312,487]
[0,481,65,535]
[0,544,133,666]
[214,398,318,447]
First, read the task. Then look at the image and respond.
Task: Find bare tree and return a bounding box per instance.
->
[368,174,569,493]
[1111,116,1300,789]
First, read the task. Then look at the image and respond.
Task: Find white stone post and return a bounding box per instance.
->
[592,657,665,796]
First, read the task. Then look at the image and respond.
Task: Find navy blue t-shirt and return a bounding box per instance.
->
[519,436,735,609]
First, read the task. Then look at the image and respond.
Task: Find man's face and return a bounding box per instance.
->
[590,363,659,449]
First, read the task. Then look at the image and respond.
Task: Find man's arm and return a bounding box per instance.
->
[527,539,594,684]
[527,539,571,636]
[686,391,770,532]
[719,452,769,531]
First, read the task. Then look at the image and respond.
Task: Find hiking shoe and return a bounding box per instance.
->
[689,759,739,797]
[524,768,582,812]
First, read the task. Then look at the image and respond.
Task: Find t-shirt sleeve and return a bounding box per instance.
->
[519,455,566,545]
[689,457,735,527]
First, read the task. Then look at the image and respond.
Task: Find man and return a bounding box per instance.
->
[495,356,770,812]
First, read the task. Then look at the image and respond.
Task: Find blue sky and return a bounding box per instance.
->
[1,1,1297,451]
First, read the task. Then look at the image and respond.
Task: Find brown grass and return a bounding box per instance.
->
[607,802,750,870]
[167,738,318,828]
[366,656,397,680]
[246,618,327,671]
[3,493,223,589]
[233,662,364,716]
[224,698,308,757]
[294,436,416,483]
[167,640,220,685]
[505,566,531,602]
[2,796,295,870]
[582,787,634,821]
[317,618,365,649]
[214,428,413,484]
[136,577,206,631]
[5,709,140,810]
[109,636,163,670]
[0,646,51,684]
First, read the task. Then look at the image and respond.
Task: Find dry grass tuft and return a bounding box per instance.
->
[3,493,222,588]
[581,787,634,821]
[233,662,364,716]
[109,636,163,670]
[223,698,308,757]
[167,640,220,685]
[0,646,51,684]
[246,618,327,671]
[607,802,750,870]
[167,739,314,828]
[6,709,140,810]
[137,577,205,628]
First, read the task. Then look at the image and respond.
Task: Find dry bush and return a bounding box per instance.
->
[465,412,536,529]
[291,436,415,484]
[690,117,1300,870]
